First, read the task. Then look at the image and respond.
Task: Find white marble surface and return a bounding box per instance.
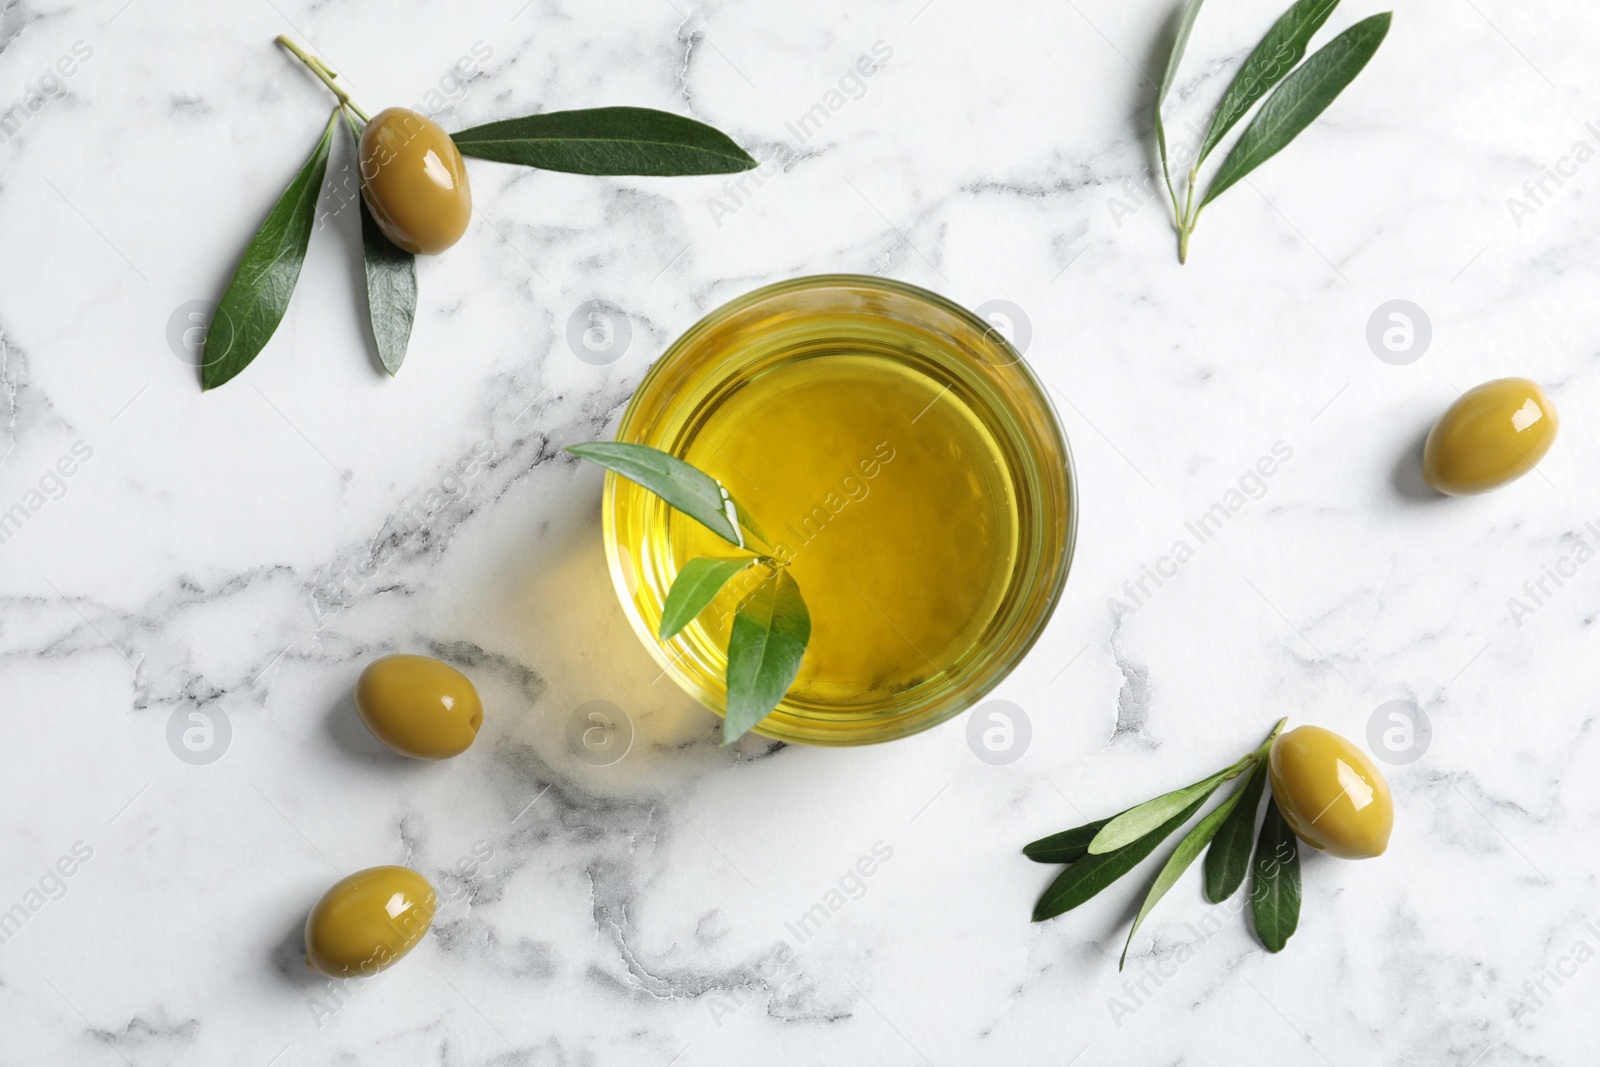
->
[2,0,1598,1062]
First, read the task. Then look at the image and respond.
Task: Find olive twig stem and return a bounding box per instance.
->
[275,35,371,122]
[1251,716,1289,760]
[1156,126,1181,232]
[1219,717,1290,781]
[339,105,365,142]
[1176,165,1201,264]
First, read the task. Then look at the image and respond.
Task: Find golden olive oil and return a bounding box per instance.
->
[607,276,1074,745]
[663,346,1019,712]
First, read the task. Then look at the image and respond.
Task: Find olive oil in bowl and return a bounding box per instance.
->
[604,276,1074,745]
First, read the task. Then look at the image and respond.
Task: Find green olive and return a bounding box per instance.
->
[305,865,435,978]
[356,654,482,759]
[1268,726,1392,859]
[358,107,472,255]
[1423,377,1558,496]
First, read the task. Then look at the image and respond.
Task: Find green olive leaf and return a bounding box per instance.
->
[659,556,756,641]
[357,197,417,375]
[1088,767,1235,855]
[1023,814,1117,864]
[565,442,763,549]
[725,501,769,548]
[723,568,810,745]
[341,110,417,375]
[1032,794,1207,923]
[1250,796,1302,952]
[1119,779,1250,969]
[203,109,339,390]
[1159,0,1207,106]
[1155,0,1207,190]
[1203,756,1268,903]
[1197,0,1341,165]
[1200,11,1392,207]
[453,107,757,176]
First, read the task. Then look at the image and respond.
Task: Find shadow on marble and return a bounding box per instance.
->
[269,915,324,989]
[1389,423,1446,505]
[473,504,768,797]
[321,687,410,770]
[1115,840,1342,968]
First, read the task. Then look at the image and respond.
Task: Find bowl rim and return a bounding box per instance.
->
[599,273,1079,745]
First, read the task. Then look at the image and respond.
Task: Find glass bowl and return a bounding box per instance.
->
[600,275,1075,745]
